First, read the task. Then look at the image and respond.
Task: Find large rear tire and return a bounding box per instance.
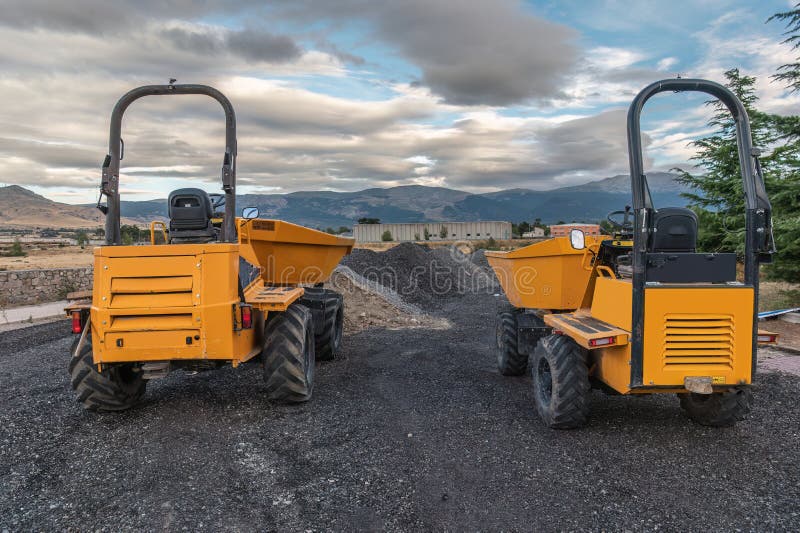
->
[68,337,146,412]
[530,334,590,429]
[496,311,527,376]
[313,290,344,361]
[262,303,315,402]
[678,388,752,427]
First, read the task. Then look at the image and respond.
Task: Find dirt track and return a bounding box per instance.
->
[1,289,799,531]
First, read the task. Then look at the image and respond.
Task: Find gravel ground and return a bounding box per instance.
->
[1,292,799,531]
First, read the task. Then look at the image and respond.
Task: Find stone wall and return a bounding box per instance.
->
[0,267,93,307]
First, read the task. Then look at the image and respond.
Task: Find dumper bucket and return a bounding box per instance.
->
[238,219,354,285]
[485,236,597,310]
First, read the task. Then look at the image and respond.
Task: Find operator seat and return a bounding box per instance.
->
[650,207,697,252]
[615,207,698,278]
[167,188,218,243]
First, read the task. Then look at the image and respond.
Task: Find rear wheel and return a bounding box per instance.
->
[262,303,315,402]
[678,388,752,427]
[530,334,590,429]
[314,291,344,361]
[68,337,146,412]
[496,311,527,376]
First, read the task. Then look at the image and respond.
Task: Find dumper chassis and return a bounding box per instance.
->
[66,84,353,412]
[488,78,777,429]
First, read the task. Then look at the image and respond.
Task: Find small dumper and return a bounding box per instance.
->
[487,78,778,428]
[66,84,353,411]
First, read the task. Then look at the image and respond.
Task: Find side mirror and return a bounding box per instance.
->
[569,228,585,250]
[242,207,259,220]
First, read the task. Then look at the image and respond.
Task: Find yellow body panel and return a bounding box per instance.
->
[590,344,634,394]
[91,243,257,364]
[238,219,354,285]
[590,277,632,331]
[642,286,754,387]
[486,236,600,310]
[89,220,352,366]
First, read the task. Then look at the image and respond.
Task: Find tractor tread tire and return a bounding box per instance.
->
[68,338,146,412]
[678,388,752,427]
[314,290,344,361]
[262,304,315,403]
[531,334,590,429]
[496,311,527,376]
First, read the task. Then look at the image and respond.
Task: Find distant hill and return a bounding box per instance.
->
[0,185,137,229]
[0,172,691,230]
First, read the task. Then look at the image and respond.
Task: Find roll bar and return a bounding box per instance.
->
[99,84,238,244]
[626,78,774,285]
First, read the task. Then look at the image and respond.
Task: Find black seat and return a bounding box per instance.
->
[651,207,697,253]
[167,188,217,243]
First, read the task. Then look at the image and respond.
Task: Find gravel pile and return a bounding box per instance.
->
[341,243,498,309]
[327,266,451,332]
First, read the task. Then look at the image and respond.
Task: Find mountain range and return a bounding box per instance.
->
[0,172,690,230]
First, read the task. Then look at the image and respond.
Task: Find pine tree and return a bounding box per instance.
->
[768,3,800,93]
[675,69,774,254]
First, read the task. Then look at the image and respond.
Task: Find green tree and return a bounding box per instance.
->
[76,230,89,249]
[676,67,800,282]
[358,217,380,224]
[337,226,350,234]
[769,3,800,93]
[120,224,142,245]
[423,227,431,240]
[6,238,26,257]
[675,69,776,253]
[325,227,336,234]
[381,230,393,242]
[517,221,531,235]
[766,4,800,282]
[414,232,420,241]
[439,226,448,239]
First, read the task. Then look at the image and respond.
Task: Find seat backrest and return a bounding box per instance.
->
[168,188,212,231]
[651,207,697,253]
[167,188,218,243]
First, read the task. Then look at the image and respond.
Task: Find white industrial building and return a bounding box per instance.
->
[353,221,512,243]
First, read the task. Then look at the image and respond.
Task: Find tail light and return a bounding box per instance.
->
[589,336,616,347]
[757,333,778,344]
[241,305,253,329]
[71,310,83,334]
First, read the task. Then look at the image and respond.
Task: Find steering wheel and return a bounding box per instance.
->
[208,193,225,210]
[606,206,633,230]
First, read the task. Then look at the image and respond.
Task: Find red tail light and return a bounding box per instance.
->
[757,333,778,344]
[71,311,82,334]
[589,336,616,347]
[241,305,253,329]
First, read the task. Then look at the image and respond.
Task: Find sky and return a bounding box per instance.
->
[0,0,797,204]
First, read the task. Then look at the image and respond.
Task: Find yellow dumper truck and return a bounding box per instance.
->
[487,79,777,428]
[67,84,353,411]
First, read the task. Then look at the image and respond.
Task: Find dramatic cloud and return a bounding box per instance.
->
[0,0,795,204]
[276,0,579,105]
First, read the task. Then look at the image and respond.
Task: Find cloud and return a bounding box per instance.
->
[657,57,679,71]
[160,24,303,64]
[277,0,579,105]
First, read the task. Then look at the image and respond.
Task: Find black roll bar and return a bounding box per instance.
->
[100,84,238,244]
[626,78,774,385]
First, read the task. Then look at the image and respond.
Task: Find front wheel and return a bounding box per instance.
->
[530,334,590,429]
[496,311,527,376]
[262,303,315,402]
[678,388,752,427]
[68,337,146,412]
